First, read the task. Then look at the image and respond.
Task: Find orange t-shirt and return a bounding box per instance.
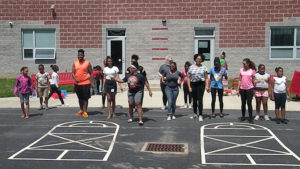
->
[73,60,91,85]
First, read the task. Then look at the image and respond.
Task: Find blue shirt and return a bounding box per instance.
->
[210,67,227,89]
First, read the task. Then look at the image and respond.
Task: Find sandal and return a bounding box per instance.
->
[220,113,224,118]
[21,115,25,119]
[25,115,29,119]
[212,113,216,118]
[127,118,133,123]
[138,121,144,125]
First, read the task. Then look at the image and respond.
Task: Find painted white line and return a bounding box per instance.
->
[204,163,300,167]
[205,135,271,137]
[214,125,255,129]
[201,122,300,166]
[206,153,292,156]
[89,121,93,124]
[9,121,120,162]
[246,154,256,164]
[200,122,206,164]
[205,128,265,130]
[30,134,114,150]
[26,148,106,152]
[103,122,120,161]
[57,150,68,160]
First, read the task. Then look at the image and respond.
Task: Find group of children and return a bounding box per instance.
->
[14,52,290,124]
[14,64,66,119]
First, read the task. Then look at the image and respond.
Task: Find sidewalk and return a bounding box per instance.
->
[1,87,299,111]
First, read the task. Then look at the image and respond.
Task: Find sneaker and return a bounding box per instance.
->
[198,115,203,122]
[183,104,188,108]
[281,119,288,124]
[188,104,192,109]
[254,115,260,121]
[172,115,176,120]
[249,118,254,124]
[39,105,44,110]
[190,114,197,119]
[264,115,270,121]
[276,118,281,124]
[167,116,172,121]
[42,104,46,109]
[240,116,246,122]
[76,111,83,116]
[82,112,88,118]
[161,105,166,110]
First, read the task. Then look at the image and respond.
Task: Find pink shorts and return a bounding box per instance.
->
[254,89,268,97]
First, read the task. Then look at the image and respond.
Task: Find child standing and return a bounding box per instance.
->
[180,61,192,108]
[254,64,271,121]
[271,67,290,124]
[36,64,50,109]
[14,67,35,119]
[45,65,65,107]
[209,57,227,118]
[220,52,229,95]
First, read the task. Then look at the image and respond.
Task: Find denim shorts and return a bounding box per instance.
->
[19,93,29,103]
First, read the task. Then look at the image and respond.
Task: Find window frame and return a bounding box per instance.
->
[22,29,56,60]
[269,27,300,60]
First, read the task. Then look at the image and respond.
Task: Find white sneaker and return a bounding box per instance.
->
[188,104,192,109]
[161,105,166,110]
[190,114,197,119]
[198,115,203,122]
[42,104,46,109]
[60,104,68,107]
[183,104,188,108]
[254,115,260,121]
[264,115,270,121]
[167,116,172,121]
[172,115,176,120]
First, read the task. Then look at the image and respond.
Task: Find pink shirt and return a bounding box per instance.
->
[180,70,188,84]
[14,75,34,95]
[239,68,255,90]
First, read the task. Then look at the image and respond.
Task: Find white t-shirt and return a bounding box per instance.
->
[49,72,59,87]
[274,76,287,93]
[103,66,119,79]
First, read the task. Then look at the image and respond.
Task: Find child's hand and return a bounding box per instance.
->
[288,95,291,102]
[14,93,19,97]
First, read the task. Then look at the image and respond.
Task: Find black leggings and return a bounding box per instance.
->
[240,88,254,118]
[211,88,223,113]
[47,84,64,104]
[160,82,167,106]
[183,83,192,104]
[102,93,106,106]
[191,81,205,115]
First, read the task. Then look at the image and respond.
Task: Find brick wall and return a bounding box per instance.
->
[1,0,300,48]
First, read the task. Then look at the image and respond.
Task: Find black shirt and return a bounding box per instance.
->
[123,73,146,93]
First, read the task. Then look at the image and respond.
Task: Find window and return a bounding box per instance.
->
[107,30,125,36]
[195,29,214,36]
[22,29,56,60]
[270,27,300,59]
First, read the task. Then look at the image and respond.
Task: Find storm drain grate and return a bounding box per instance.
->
[141,142,188,154]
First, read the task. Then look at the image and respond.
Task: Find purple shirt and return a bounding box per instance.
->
[14,75,34,95]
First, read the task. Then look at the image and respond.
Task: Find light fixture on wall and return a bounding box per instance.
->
[50,5,56,19]
[162,19,167,26]
[9,21,13,28]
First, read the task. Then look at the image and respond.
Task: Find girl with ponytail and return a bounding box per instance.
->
[237,58,256,123]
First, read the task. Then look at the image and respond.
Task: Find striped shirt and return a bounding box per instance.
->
[188,64,207,82]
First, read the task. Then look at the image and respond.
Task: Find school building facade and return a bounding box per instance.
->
[0,0,300,79]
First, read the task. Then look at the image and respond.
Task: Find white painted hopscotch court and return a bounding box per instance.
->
[9,121,119,162]
[201,123,300,167]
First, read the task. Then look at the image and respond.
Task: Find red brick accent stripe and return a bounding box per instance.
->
[152,38,168,40]
[152,48,168,50]
[152,28,168,30]
[152,58,165,60]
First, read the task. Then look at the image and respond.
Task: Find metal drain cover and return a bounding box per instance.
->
[141,142,188,155]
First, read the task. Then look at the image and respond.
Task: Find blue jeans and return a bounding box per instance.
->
[165,86,179,115]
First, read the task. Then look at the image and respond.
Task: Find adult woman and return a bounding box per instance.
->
[209,57,227,118]
[102,57,123,119]
[113,63,152,125]
[162,61,183,120]
[158,55,173,110]
[237,58,256,123]
[187,54,209,122]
